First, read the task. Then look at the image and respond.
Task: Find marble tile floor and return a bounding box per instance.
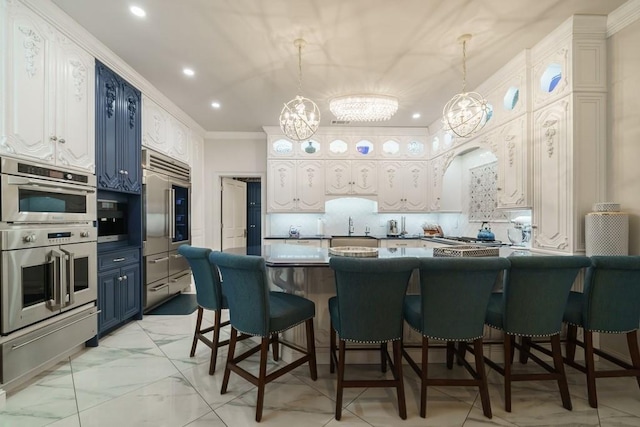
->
[2,310,640,427]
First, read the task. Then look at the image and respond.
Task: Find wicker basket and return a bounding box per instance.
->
[329,246,379,258]
[433,245,499,257]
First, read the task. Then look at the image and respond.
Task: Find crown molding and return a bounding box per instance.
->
[206,131,266,140]
[19,0,206,136]
[607,0,640,37]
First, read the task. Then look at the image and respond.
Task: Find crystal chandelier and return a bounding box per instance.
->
[329,94,398,122]
[279,39,320,141]
[442,34,488,138]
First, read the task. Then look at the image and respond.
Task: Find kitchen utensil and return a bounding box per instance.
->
[477,222,495,241]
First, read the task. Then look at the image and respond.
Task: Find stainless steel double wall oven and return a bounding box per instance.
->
[142,149,191,311]
[0,157,98,385]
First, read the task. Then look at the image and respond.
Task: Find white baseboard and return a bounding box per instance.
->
[0,388,6,409]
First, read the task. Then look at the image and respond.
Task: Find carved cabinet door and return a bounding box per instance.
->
[351,161,377,195]
[296,160,325,212]
[325,160,351,195]
[267,160,296,212]
[377,161,404,212]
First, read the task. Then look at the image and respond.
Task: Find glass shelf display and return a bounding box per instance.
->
[355,139,374,156]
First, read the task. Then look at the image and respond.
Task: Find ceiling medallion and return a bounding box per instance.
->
[279,39,320,141]
[442,34,488,138]
[329,94,398,122]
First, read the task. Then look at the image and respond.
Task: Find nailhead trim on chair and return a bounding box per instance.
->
[331,327,402,344]
[486,323,561,338]
[565,321,639,334]
[406,324,483,341]
[235,317,313,338]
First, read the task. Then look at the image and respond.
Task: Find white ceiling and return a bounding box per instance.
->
[51,0,626,133]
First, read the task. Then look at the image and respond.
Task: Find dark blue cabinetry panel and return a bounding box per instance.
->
[96,61,141,194]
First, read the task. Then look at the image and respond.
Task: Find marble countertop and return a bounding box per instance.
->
[265,234,429,240]
[225,243,527,267]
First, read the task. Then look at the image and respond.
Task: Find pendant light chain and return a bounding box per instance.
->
[297,42,303,93]
[461,39,467,93]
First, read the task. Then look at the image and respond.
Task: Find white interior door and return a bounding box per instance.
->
[221,177,247,250]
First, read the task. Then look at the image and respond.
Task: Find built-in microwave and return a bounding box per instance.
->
[97,199,128,243]
[0,157,96,224]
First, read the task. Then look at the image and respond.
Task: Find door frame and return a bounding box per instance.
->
[210,172,265,251]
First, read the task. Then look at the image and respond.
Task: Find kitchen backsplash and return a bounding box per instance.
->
[267,198,531,245]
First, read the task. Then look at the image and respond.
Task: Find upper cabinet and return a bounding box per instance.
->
[142,95,190,164]
[325,160,377,196]
[95,61,141,193]
[0,1,95,173]
[267,159,325,212]
[378,161,428,212]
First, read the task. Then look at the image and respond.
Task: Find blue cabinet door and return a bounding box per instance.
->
[120,263,141,320]
[120,82,141,194]
[98,267,121,333]
[96,62,121,191]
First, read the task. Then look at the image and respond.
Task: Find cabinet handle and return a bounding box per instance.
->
[122,275,127,281]
[150,283,169,292]
[119,170,125,174]
[58,138,65,143]
[117,276,123,282]
[123,170,129,175]
[531,225,538,229]
[113,257,125,262]
[151,256,169,263]
[496,187,502,191]
[50,135,57,141]
[171,254,183,259]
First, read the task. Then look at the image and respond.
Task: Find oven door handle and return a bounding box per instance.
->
[7,176,96,194]
[170,188,176,240]
[46,248,66,310]
[61,248,75,306]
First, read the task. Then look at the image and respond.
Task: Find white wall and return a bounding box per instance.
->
[203,133,267,250]
[600,12,640,357]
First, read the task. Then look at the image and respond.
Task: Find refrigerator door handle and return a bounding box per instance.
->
[170,188,176,239]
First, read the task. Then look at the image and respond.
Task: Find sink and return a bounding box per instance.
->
[330,236,379,248]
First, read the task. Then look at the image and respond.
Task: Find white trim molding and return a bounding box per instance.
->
[205,131,266,140]
[607,0,640,37]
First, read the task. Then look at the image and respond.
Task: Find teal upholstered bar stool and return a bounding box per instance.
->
[209,251,317,422]
[178,245,235,375]
[563,255,640,408]
[328,256,418,420]
[403,257,510,418]
[484,255,591,412]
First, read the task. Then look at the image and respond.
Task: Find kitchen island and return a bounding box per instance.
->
[222,244,525,363]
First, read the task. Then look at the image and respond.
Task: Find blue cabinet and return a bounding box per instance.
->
[97,248,141,335]
[96,61,141,194]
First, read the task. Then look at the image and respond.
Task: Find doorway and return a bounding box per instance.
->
[220,177,261,251]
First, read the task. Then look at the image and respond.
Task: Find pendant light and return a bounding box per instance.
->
[442,34,488,138]
[279,38,320,141]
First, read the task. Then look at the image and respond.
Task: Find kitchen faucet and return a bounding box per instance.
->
[348,216,354,236]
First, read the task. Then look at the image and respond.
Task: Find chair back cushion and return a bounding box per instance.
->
[502,256,591,336]
[178,245,221,311]
[583,256,640,332]
[329,257,418,342]
[417,257,510,340]
[209,251,270,336]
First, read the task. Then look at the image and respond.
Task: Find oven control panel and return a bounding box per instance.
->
[0,226,96,250]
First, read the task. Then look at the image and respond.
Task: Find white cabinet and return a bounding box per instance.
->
[494,117,530,209]
[1,2,95,172]
[267,160,325,212]
[142,95,190,163]
[325,160,377,196]
[420,239,449,249]
[378,161,428,212]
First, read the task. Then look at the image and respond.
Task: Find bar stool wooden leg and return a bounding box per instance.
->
[584,330,598,408]
[380,343,388,373]
[221,327,237,394]
[190,306,204,357]
[306,319,318,380]
[393,340,407,420]
[474,338,492,418]
[271,333,279,361]
[330,322,336,374]
[446,341,455,369]
[209,309,222,374]
[336,339,346,420]
[420,336,429,418]
[504,333,513,412]
[255,337,270,422]
[519,336,531,364]
[627,331,640,390]
[551,334,572,410]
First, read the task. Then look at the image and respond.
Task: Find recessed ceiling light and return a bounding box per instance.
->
[211,101,221,109]
[130,5,146,17]
[412,113,421,119]
[183,68,195,77]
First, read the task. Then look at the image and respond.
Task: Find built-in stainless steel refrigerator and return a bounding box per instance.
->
[141,149,191,311]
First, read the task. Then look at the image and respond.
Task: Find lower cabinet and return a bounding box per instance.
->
[98,248,141,334]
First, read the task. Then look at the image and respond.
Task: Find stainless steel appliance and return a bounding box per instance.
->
[1,157,96,223]
[387,219,399,237]
[141,149,191,311]
[1,223,97,335]
[97,199,128,243]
